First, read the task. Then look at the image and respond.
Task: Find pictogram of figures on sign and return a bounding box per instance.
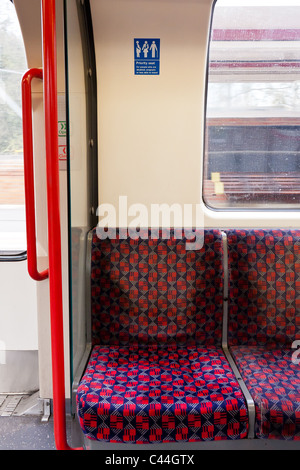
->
[135,39,159,59]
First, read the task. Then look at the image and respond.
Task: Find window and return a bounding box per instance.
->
[204,0,300,209]
[0,1,27,255]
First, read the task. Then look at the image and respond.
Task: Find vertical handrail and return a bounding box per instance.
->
[41,0,82,451]
[22,68,49,281]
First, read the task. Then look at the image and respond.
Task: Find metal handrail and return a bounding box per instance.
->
[22,67,48,281]
[41,0,82,450]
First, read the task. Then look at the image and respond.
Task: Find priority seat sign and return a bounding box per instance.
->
[134,38,160,75]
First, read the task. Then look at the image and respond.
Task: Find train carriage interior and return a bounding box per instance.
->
[0,0,300,452]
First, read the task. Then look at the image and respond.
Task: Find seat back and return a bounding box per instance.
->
[90,228,224,347]
[227,229,300,348]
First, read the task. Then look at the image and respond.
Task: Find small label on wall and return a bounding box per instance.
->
[134,38,160,75]
[58,96,67,170]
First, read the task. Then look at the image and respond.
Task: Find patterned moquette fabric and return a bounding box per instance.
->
[77,344,249,443]
[90,228,224,347]
[227,229,300,348]
[230,346,300,440]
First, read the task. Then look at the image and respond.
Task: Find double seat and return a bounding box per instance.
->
[76,228,300,443]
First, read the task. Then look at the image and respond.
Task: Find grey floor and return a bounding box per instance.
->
[0,392,73,450]
[0,415,59,450]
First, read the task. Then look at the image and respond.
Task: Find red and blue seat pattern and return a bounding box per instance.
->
[77,229,249,443]
[76,228,300,443]
[230,346,300,440]
[227,230,300,440]
[90,229,224,348]
[77,345,248,443]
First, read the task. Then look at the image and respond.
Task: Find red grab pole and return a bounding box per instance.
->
[22,68,48,282]
[41,0,82,450]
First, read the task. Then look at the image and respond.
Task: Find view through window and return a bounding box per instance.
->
[0,1,27,254]
[204,0,300,209]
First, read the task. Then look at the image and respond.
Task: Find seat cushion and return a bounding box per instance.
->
[90,229,224,348]
[230,346,300,440]
[77,344,249,443]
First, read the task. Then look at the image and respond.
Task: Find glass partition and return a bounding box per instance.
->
[64,0,98,400]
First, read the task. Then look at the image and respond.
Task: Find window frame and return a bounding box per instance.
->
[0,251,27,262]
[203,0,300,212]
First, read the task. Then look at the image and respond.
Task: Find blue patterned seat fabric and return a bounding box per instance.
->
[227,230,300,440]
[77,345,248,443]
[77,228,300,442]
[76,229,249,443]
[90,229,224,348]
[230,346,300,440]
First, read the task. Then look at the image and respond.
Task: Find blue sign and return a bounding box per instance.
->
[134,38,160,75]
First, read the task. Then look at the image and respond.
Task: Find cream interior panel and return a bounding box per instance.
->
[91,0,215,225]
[92,0,300,230]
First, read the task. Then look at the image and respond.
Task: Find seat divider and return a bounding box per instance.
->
[221,231,256,439]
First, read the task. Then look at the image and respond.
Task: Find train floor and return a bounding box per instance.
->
[0,415,61,450]
[0,391,72,450]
